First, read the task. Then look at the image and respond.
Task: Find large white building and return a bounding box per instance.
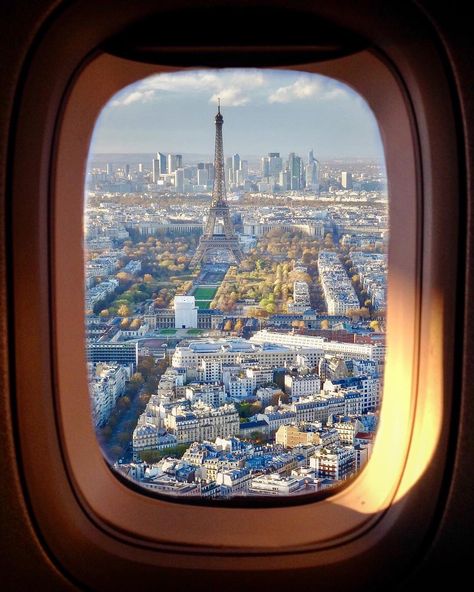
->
[132,426,177,456]
[289,280,311,312]
[248,473,304,496]
[164,401,239,444]
[318,250,360,315]
[310,445,356,481]
[284,373,321,400]
[185,384,227,407]
[291,393,347,424]
[250,330,386,363]
[88,362,130,426]
[174,295,198,329]
[242,218,324,239]
[172,338,303,369]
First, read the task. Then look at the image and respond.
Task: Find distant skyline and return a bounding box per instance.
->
[90,69,385,160]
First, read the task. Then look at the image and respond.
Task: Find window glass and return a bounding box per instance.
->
[84,69,387,499]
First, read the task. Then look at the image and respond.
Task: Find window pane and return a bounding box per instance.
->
[84,69,387,499]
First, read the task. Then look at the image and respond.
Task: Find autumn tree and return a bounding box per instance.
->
[129,318,141,330]
[130,372,144,385]
[116,271,132,283]
[118,304,130,317]
[117,396,131,410]
[120,317,130,329]
[270,391,289,406]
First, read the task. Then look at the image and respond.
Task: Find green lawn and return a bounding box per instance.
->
[196,300,212,310]
[193,286,218,310]
[187,328,204,335]
[193,286,218,300]
[159,328,177,335]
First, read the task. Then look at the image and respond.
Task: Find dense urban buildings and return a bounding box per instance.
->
[85,104,387,499]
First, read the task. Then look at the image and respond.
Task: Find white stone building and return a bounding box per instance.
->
[310,445,356,481]
[284,373,321,400]
[174,295,198,329]
[88,362,130,427]
[185,383,227,407]
[164,402,239,444]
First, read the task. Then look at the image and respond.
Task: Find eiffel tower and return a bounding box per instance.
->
[190,101,243,266]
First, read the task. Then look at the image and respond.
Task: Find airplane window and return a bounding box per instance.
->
[84,68,387,500]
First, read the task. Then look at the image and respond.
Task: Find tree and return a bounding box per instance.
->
[99,309,109,318]
[370,320,380,331]
[143,273,153,283]
[223,319,233,332]
[116,271,132,283]
[130,372,144,385]
[129,318,141,330]
[347,307,370,320]
[270,391,288,406]
[120,317,130,329]
[249,431,266,443]
[117,396,131,410]
[138,450,163,464]
[118,304,130,317]
[234,319,244,331]
[320,319,330,330]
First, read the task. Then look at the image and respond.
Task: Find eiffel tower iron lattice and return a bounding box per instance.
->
[190,102,243,267]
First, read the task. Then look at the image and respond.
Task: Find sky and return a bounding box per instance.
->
[90,69,385,160]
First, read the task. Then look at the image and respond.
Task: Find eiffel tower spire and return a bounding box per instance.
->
[190,102,243,266]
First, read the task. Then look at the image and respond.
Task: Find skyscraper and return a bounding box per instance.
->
[288,152,302,190]
[197,168,209,187]
[205,162,215,184]
[341,171,353,189]
[174,168,185,193]
[157,152,167,175]
[279,169,290,191]
[167,154,178,174]
[152,157,160,183]
[225,156,233,184]
[268,152,283,177]
[305,149,320,191]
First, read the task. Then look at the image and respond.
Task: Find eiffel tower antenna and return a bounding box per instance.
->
[190,104,243,266]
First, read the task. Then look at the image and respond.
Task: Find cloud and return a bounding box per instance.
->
[110,70,265,108]
[209,88,249,107]
[268,77,347,104]
[111,89,155,107]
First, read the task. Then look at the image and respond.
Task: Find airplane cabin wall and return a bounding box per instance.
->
[0,1,472,590]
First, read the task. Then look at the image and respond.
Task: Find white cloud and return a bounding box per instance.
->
[110,70,265,108]
[111,89,155,107]
[268,77,347,104]
[209,88,249,107]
